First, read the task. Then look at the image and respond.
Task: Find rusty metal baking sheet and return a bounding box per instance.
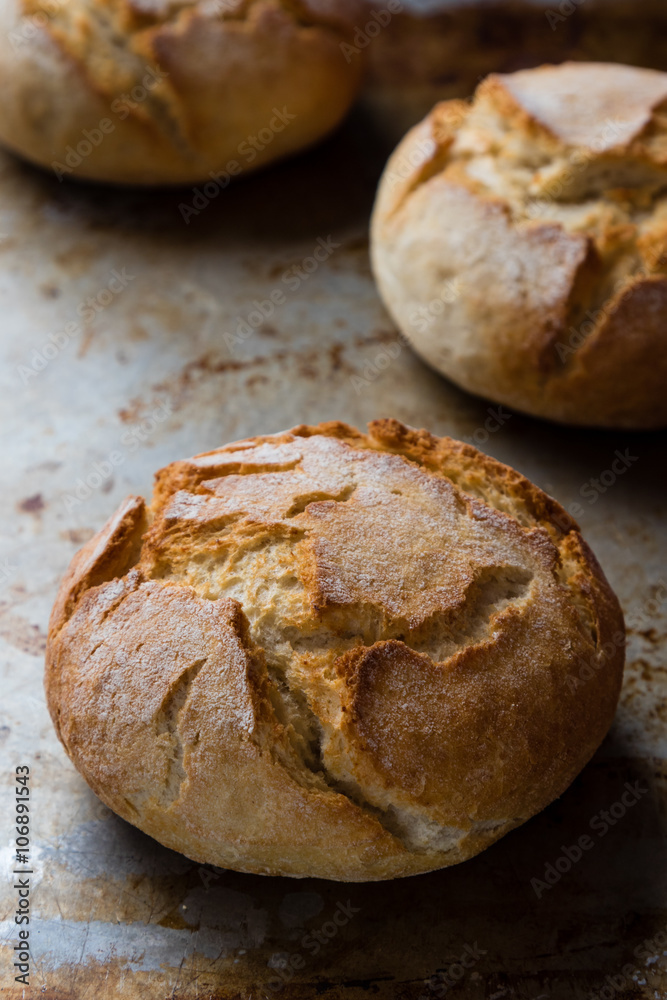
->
[2,9,667,999]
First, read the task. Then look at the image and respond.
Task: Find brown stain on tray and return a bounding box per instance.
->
[17,492,45,513]
[0,609,47,656]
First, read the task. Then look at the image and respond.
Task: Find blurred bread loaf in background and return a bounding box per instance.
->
[371,61,667,428]
[0,0,364,184]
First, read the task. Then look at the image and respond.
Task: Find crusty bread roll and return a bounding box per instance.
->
[371,62,667,429]
[46,420,624,881]
[0,0,363,185]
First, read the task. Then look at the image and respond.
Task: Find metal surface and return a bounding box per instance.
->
[1,11,667,998]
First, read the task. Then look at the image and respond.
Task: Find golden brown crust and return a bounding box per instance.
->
[0,0,363,184]
[46,420,625,881]
[371,62,667,428]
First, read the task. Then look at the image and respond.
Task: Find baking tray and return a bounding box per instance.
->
[1,4,667,997]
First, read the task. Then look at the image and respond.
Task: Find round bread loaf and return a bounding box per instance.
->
[46,420,624,881]
[0,0,363,185]
[371,62,667,429]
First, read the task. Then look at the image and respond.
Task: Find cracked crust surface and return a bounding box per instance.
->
[371,62,667,429]
[46,420,625,881]
[0,0,363,184]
